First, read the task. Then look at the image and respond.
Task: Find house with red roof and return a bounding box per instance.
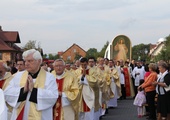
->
[61,43,86,62]
[0,26,22,62]
[149,38,165,60]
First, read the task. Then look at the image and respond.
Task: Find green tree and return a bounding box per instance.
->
[156,50,166,62]
[43,54,47,59]
[23,40,41,50]
[74,52,82,61]
[86,48,98,59]
[48,54,59,60]
[23,40,43,55]
[132,44,150,62]
[98,41,109,57]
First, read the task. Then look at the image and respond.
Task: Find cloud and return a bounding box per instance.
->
[36,0,137,12]
[119,18,137,30]
[1,0,170,54]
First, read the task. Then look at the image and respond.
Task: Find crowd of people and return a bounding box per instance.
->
[0,48,170,120]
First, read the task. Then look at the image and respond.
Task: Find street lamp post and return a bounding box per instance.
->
[144,48,148,61]
[138,56,141,61]
[145,48,148,55]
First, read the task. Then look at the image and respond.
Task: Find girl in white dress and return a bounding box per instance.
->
[133,79,146,118]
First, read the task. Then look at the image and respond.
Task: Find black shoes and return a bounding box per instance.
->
[105,108,109,114]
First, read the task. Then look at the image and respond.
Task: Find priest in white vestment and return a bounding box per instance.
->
[132,61,145,96]
[107,60,121,108]
[0,89,7,120]
[0,61,13,120]
[52,59,79,120]
[75,57,95,120]
[4,49,58,120]
[88,57,101,120]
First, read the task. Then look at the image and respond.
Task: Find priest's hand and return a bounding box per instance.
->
[152,81,158,86]
[82,68,86,76]
[136,72,140,75]
[137,86,142,91]
[24,79,29,93]
[120,69,124,74]
[28,75,34,92]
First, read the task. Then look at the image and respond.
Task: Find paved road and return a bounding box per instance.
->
[102,98,147,120]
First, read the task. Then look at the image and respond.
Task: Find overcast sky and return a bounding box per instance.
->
[0,0,170,54]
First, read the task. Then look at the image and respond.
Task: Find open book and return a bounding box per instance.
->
[164,85,170,92]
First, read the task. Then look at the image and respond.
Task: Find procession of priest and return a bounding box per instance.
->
[0,49,170,120]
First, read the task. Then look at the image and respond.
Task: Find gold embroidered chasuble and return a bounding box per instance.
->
[109,67,122,97]
[0,72,13,90]
[74,67,96,112]
[52,71,79,120]
[88,66,101,112]
[17,69,46,120]
[96,67,110,101]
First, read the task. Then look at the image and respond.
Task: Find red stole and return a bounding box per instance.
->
[81,69,90,112]
[81,69,89,75]
[123,67,131,96]
[99,66,104,71]
[54,78,64,120]
[82,98,90,112]
[0,80,5,89]
[16,105,25,120]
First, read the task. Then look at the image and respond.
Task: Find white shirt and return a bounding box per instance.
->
[4,71,58,120]
[56,72,71,107]
[156,71,168,95]
[0,89,7,120]
[132,66,145,86]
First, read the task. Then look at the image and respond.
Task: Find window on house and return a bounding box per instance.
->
[73,49,76,53]
[67,56,71,60]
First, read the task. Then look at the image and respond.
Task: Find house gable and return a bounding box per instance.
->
[0,31,20,43]
[62,43,86,62]
[0,26,22,61]
[149,42,165,57]
[0,38,16,51]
